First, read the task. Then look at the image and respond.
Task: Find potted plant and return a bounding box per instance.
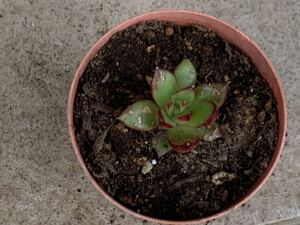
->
[67,10,286,224]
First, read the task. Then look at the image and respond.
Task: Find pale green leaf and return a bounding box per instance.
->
[167,125,199,146]
[186,100,215,127]
[174,59,197,90]
[118,100,159,131]
[152,68,177,107]
[195,83,228,107]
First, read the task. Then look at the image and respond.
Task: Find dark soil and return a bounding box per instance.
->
[74,21,278,220]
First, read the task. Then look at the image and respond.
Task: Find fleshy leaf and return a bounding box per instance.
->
[152,136,172,158]
[152,68,177,107]
[167,125,199,147]
[197,123,222,141]
[171,88,195,115]
[174,59,197,90]
[195,83,229,108]
[159,109,176,128]
[186,100,215,127]
[118,100,159,131]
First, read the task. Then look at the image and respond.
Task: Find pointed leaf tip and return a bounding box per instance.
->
[118,100,159,131]
[174,59,197,90]
[152,68,177,108]
[195,83,229,108]
[152,136,172,158]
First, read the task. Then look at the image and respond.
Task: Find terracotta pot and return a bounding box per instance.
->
[67,10,287,225]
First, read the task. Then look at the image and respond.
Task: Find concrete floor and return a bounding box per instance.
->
[0,0,299,224]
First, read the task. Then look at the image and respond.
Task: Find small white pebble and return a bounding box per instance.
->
[146,44,155,52]
[258,136,262,140]
[151,159,157,165]
[101,72,110,83]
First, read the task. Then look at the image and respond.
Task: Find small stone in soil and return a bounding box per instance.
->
[204,127,222,141]
[200,164,207,172]
[244,169,252,175]
[236,95,245,103]
[146,44,155,53]
[246,150,253,158]
[141,161,153,174]
[187,46,193,51]
[185,40,192,47]
[133,156,148,166]
[208,31,216,38]
[224,75,230,82]
[211,171,236,185]
[101,72,110,83]
[137,175,143,182]
[205,175,211,182]
[151,159,157,165]
[261,159,269,168]
[115,123,128,133]
[165,26,174,36]
[218,153,228,161]
[257,136,262,141]
[265,99,272,111]
[146,30,155,39]
[234,89,241,95]
[104,143,111,151]
[257,110,266,123]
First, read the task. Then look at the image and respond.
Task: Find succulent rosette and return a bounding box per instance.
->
[118,59,228,153]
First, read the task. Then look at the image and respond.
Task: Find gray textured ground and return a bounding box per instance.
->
[0,0,299,224]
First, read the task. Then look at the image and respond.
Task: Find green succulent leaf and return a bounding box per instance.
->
[171,88,195,115]
[152,68,177,108]
[159,109,177,128]
[118,100,159,131]
[195,83,228,108]
[174,59,197,90]
[186,100,215,127]
[197,123,222,141]
[152,135,172,158]
[167,125,199,146]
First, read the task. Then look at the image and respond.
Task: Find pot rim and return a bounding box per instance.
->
[67,10,287,225]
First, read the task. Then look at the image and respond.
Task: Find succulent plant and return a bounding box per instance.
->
[118,59,228,153]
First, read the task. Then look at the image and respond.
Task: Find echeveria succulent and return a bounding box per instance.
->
[118,59,228,153]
